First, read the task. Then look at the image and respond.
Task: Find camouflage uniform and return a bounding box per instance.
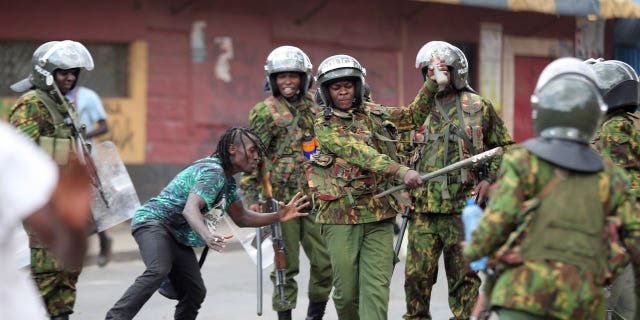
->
[404,91,513,320]
[593,111,640,197]
[306,79,437,320]
[240,94,333,312]
[10,90,82,318]
[463,145,640,319]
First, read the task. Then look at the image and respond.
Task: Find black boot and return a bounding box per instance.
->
[278,309,292,320]
[51,315,69,320]
[305,301,327,320]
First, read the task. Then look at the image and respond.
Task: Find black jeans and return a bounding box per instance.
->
[105,224,206,320]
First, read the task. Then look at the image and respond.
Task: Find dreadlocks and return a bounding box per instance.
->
[214,126,266,171]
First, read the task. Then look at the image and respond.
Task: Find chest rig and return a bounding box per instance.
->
[418,91,484,199]
[33,89,77,165]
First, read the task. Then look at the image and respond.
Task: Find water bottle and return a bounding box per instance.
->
[461,198,488,271]
[430,57,449,87]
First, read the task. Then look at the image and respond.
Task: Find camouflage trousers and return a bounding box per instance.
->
[31,247,81,317]
[404,213,480,320]
[322,219,395,320]
[270,214,333,311]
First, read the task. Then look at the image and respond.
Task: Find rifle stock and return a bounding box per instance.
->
[375,146,504,198]
[260,164,288,308]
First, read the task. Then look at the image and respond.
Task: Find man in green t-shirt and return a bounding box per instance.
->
[106,127,310,320]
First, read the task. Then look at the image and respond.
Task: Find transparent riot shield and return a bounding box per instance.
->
[90,140,140,232]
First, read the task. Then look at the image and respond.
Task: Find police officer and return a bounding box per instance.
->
[9,40,94,320]
[405,41,514,320]
[240,45,332,320]
[305,54,438,320]
[463,57,640,319]
[587,58,640,320]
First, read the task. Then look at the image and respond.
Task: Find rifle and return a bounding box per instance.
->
[53,84,109,208]
[260,166,288,309]
[375,146,504,198]
[394,206,411,259]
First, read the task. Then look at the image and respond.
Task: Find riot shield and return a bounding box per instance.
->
[607,264,636,320]
[90,140,140,232]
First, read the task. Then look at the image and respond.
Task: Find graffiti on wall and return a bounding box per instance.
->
[101,99,140,161]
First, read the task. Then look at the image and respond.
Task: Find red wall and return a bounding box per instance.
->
[0,0,584,164]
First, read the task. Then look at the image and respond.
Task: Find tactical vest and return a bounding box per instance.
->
[264,95,319,192]
[420,91,484,199]
[33,90,76,166]
[520,172,608,279]
[305,104,400,205]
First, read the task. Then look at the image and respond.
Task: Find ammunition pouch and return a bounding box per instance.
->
[39,136,72,165]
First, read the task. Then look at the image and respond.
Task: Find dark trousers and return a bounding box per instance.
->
[105,224,206,320]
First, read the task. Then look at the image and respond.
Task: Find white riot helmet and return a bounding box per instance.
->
[315,54,366,108]
[415,41,473,91]
[11,40,94,93]
[264,46,313,97]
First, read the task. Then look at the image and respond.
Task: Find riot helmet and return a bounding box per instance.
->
[585,58,640,114]
[316,54,366,109]
[524,57,607,172]
[11,40,94,93]
[264,46,313,97]
[415,41,473,91]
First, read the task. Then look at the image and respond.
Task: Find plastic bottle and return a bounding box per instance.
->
[430,57,449,87]
[461,198,488,271]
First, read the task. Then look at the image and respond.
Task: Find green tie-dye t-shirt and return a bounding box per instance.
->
[131,156,240,247]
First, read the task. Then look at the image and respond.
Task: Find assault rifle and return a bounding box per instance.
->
[375,147,504,198]
[53,84,109,208]
[260,168,288,309]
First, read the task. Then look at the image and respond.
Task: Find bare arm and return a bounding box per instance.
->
[182,193,232,252]
[227,192,309,227]
[84,119,109,139]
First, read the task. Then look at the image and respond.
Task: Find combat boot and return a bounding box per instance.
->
[277,309,292,320]
[305,301,327,320]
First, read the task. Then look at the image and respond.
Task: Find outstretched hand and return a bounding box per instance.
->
[278,192,310,222]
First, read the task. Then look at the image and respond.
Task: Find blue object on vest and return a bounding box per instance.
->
[462,198,488,271]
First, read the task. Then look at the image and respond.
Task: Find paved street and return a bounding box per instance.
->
[74,220,455,319]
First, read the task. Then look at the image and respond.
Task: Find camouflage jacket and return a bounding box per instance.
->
[592,111,640,198]
[307,80,437,224]
[411,91,514,214]
[240,95,319,206]
[10,89,78,249]
[10,89,75,141]
[464,145,640,319]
